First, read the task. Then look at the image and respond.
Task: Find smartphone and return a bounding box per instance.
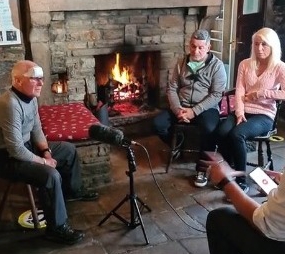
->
[249,167,278,195]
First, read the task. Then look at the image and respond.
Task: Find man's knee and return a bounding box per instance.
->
[207,207,232,229]
[45,169,62,188]
[61,141,76,152]
[206,209,220,229]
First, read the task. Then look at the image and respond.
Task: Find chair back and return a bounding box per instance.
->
[272,100,282,132]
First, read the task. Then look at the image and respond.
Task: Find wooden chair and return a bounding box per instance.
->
[165,93,230,173]
[223,88,283,170]
[165,123,200,173]
[246,100,283,170]
[0,180,40,229]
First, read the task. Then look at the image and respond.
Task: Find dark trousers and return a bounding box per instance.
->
[217,113,273,183]
[206,207,285,254]
[0,141,82,228]
[152,108,220,151]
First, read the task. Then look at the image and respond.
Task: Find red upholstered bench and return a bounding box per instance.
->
[39,103,100,141]
[39,103,110,189]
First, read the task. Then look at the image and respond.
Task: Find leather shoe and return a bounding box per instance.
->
[66,188,99,202]
[45,222,85,245]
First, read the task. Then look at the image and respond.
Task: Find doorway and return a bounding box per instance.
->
[223,0,266,88]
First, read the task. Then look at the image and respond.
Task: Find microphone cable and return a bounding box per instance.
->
[134,142,206,233]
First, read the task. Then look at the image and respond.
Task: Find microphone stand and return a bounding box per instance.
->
[98,145,152,245]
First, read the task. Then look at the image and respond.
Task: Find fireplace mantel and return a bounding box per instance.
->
[29,0,222,12]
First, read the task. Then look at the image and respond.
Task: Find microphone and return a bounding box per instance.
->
[88,124,137,146]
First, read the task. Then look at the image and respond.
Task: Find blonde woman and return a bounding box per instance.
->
[218,27,285,193]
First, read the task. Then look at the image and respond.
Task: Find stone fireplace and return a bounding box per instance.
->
[28,0,222,109]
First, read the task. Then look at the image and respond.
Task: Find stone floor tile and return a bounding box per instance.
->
[181,236,210,254]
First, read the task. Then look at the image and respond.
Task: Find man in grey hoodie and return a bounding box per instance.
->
[153,29,227,187]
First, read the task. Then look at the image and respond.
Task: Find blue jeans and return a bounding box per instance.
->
[218,113,273,182]
[153,108,220,152]
[206,207,285,254]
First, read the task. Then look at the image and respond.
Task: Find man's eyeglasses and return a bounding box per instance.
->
[28,77,44,82]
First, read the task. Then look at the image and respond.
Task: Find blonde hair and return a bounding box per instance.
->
[250,27,282,71]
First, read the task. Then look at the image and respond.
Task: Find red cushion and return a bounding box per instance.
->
[39,103,100,141]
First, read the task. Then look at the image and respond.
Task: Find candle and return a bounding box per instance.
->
[57,82,63,93]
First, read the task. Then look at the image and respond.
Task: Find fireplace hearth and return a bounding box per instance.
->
[95,50,160,117]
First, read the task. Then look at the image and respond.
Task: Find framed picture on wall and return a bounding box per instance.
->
[0,0,21,45]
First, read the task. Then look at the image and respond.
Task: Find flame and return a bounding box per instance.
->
[111,53,130,85]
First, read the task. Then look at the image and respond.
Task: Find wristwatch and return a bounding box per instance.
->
[41,148,52,155]
[216,177,235,190]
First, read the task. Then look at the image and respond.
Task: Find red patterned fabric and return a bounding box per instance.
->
[39,103,100,141]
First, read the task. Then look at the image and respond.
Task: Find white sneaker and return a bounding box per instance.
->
[194,171,208,187]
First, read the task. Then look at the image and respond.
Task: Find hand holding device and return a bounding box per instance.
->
[249,167,278,195]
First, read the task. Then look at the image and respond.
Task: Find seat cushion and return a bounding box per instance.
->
[39,103,100,141]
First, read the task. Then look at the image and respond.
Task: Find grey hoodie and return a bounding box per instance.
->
[167,53,227,116]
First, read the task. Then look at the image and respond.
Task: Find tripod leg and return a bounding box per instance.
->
[136,196,152,212]
[133,198,149,245]
[98,195,130,226]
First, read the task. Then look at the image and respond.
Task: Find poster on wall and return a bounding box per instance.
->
[0,0,21,45]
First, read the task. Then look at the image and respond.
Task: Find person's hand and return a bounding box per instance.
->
[236,114,246,125]
[184,108,195,120]
[264,170,282,184]
[199,160,245,186]
[177,107,195,123]
[177,107,190,123]
[245,92,258,102]
[45,157,57,168]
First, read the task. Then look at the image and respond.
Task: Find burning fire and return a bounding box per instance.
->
[111,53,130,86]
[111,53,140,101]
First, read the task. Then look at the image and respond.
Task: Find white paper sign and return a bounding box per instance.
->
[0,0,21,45]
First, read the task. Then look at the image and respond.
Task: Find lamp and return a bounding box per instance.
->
[51,80,67,94]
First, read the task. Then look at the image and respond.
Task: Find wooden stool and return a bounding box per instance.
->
[0,181,40,229]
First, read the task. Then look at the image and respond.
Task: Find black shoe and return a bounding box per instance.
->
[66,188,99,202]
[45,223,85,245]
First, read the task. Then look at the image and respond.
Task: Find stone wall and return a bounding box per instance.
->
[0,46,25,94]
[75,140,111,190]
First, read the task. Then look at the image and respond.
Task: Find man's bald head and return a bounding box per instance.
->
[11,60,44,98]
[12,60,42,85]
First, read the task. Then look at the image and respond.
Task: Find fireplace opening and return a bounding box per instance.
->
[95,50,160,117]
